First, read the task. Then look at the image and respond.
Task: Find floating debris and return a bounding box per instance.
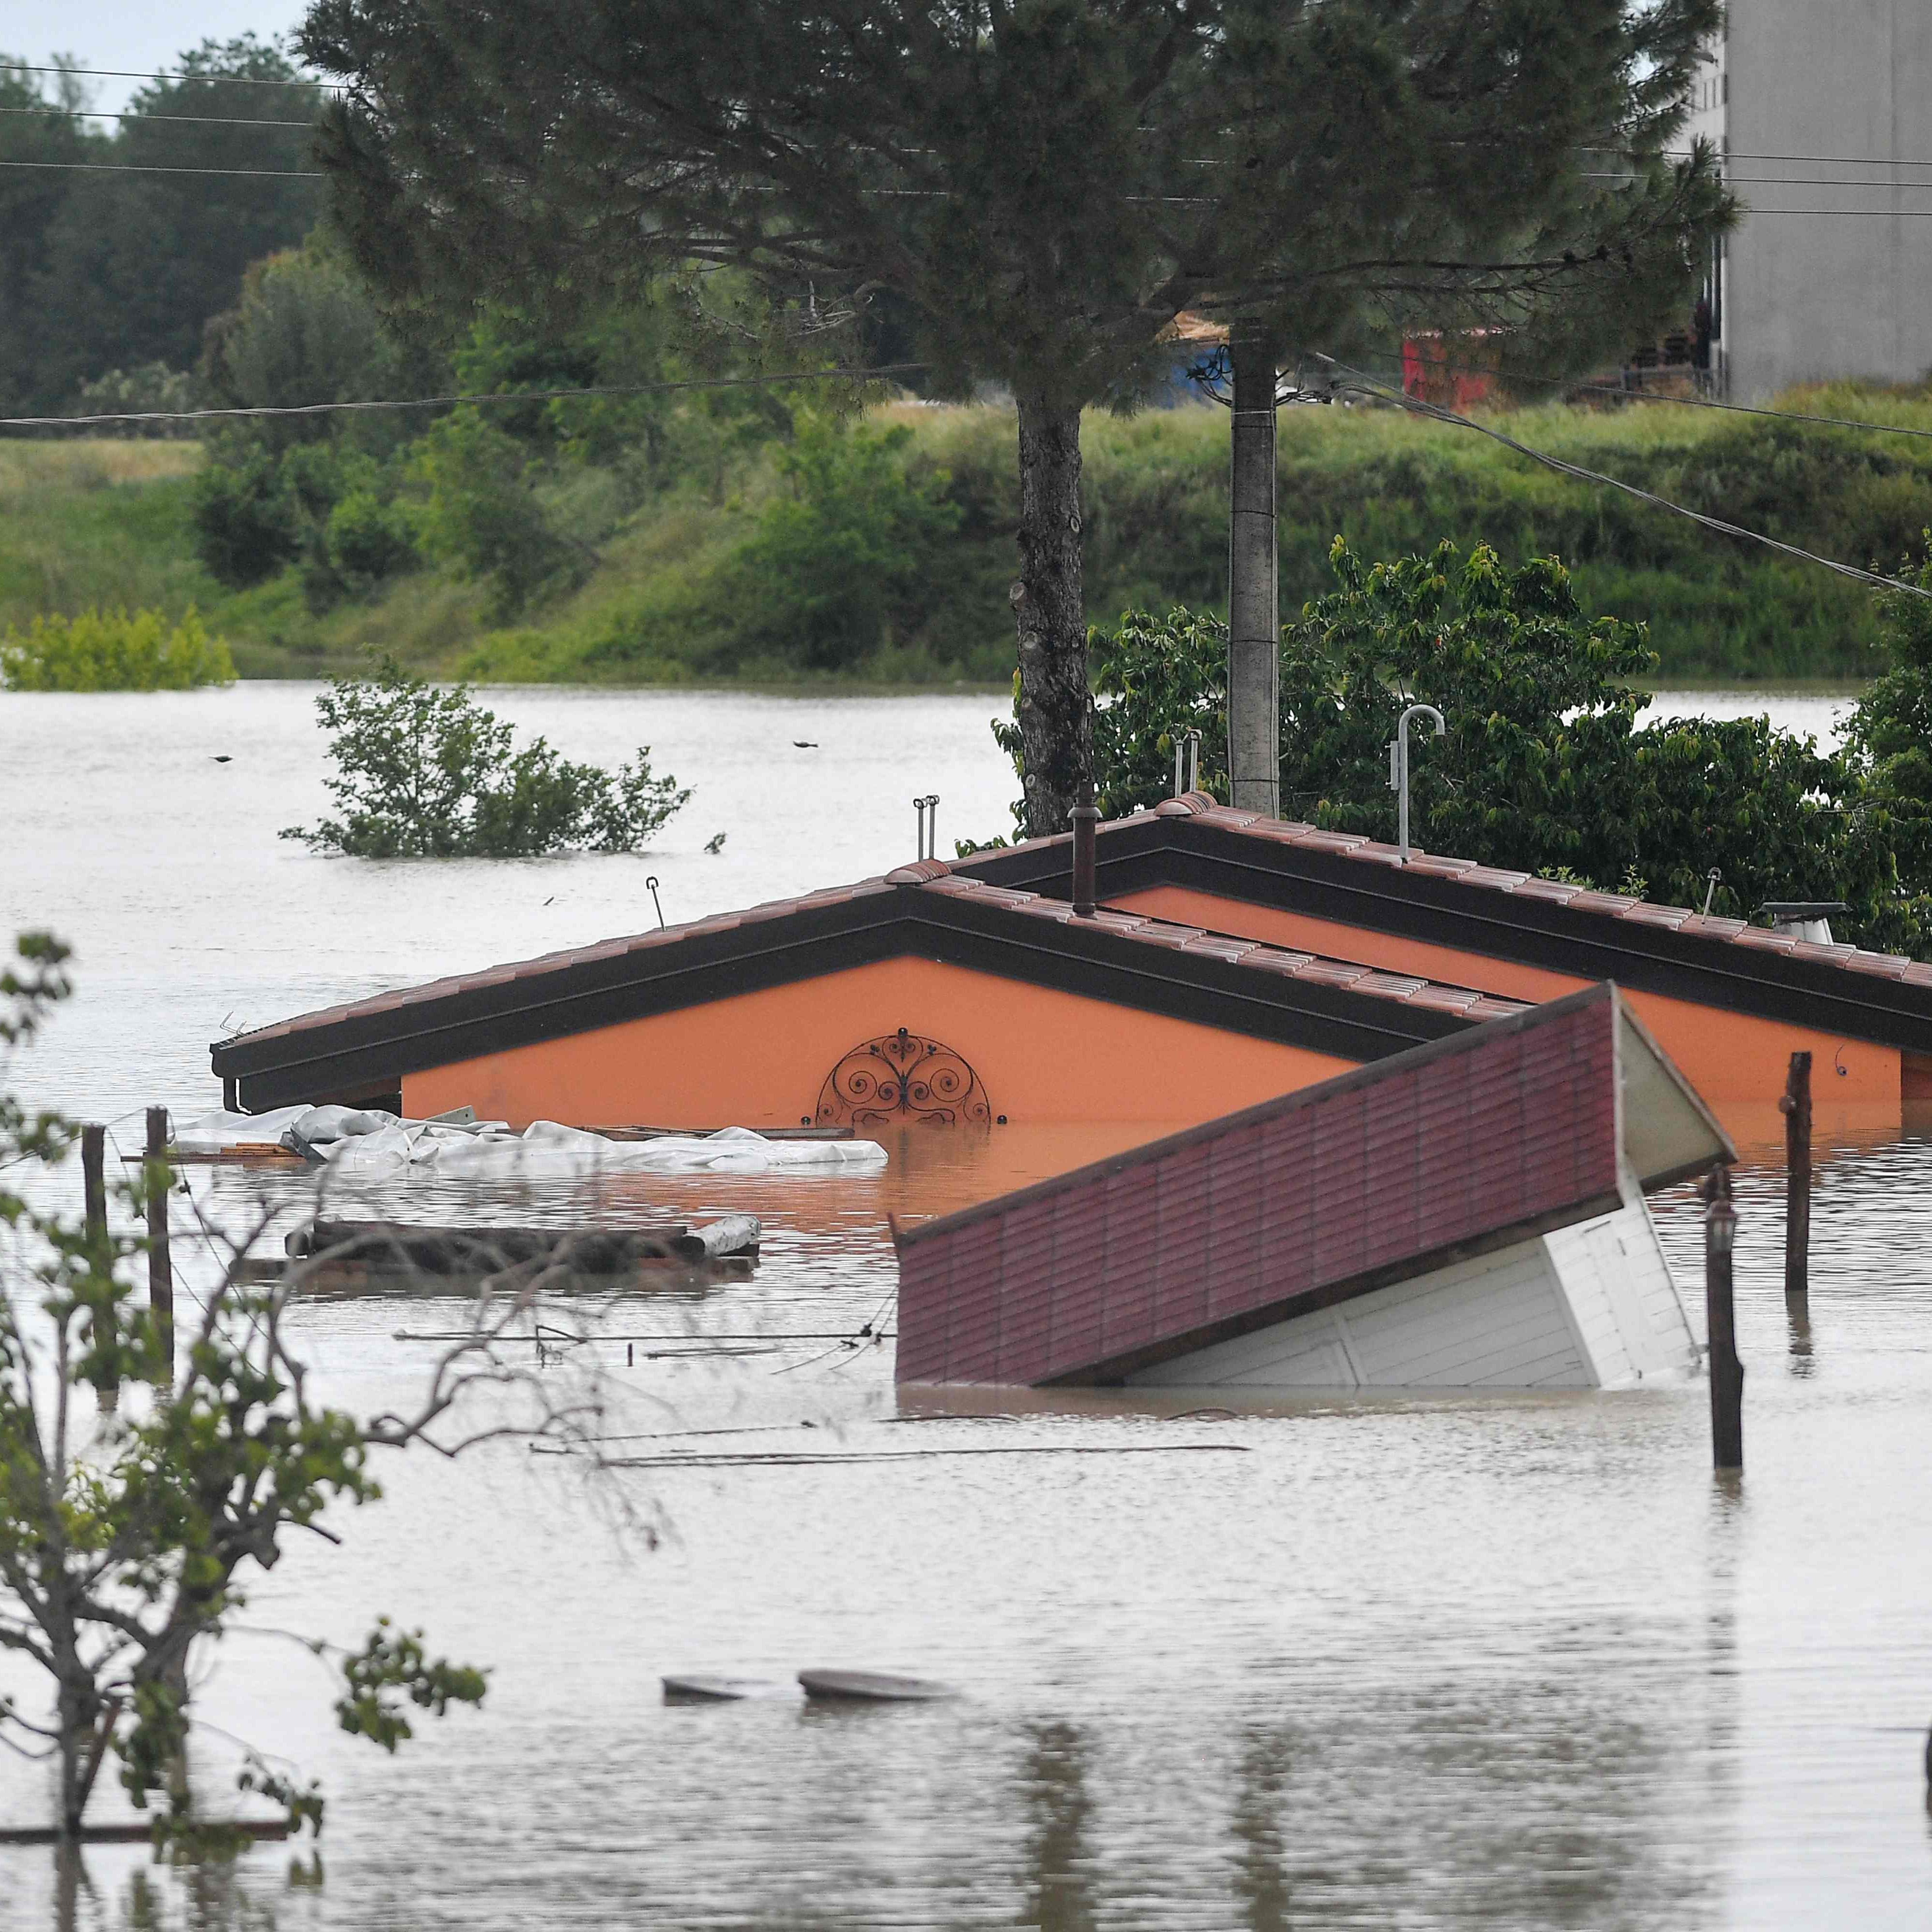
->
[662,1674,796,1703]
[798,1670,954,1703]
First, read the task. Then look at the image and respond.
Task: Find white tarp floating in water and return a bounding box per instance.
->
[173,1108,887,1176]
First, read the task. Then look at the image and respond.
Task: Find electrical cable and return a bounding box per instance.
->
[0,160,320,180]
[1315,354,1932,602]
[4,63,331,91]
[0,105,317,129]
[0,363,930,430]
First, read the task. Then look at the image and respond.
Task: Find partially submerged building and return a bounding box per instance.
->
[949,795,1932,1111]
[893,984,1733,1392]
[212,797,1932,1127]
[210,863,1523,1128]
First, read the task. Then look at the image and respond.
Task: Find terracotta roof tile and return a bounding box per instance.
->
[1844,951,1913,980]
[1732,928,1797,954]
[1507,877,1584,905]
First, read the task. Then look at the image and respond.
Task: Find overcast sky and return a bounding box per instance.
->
[8,2,313,114]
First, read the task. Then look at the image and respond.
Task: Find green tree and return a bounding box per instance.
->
[281,655,690,857]
[0,934,606,1841]
[722,415,963,670]
[1075,539,1931,956]
[28,38,325,404]
[0,57,94,414]
[193,243,436,597]
[301,0,1725,835]
[406,410,576,618]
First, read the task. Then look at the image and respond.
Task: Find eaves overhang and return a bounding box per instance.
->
[209,878,1504,1113]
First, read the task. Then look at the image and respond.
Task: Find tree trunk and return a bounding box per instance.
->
[1227,330,1281,816]
[1011,391,1090,837]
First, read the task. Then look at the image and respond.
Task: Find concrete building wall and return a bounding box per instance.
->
[1718,1,1932,398]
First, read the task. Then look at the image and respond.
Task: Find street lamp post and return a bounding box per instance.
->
[1388,704,1446,864]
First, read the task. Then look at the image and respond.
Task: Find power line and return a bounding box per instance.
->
[3,63,330,92]
[1319,356,1932,602]
[0,363,930,430]
[1738,207,1932,218]
[0,160,321,180]
[0,105,315,130]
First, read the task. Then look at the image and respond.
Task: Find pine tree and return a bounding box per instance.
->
[300,0,1726,832]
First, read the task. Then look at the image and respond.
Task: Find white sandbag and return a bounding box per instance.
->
[288,1104,399,1146]
[173,1105,313,1152]
[175,1108,886,1177]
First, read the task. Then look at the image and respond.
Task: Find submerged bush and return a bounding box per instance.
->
[0,606,235,690]
[282,654,690,857]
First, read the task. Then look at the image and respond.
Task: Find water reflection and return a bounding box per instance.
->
[1021,1721,1096,1932]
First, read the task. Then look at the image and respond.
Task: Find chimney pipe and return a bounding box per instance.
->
[1070,787,1099,917]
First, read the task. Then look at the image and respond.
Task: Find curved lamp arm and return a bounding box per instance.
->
[1388,704,1446,865]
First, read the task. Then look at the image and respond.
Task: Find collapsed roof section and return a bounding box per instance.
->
[892,983,1734,1388]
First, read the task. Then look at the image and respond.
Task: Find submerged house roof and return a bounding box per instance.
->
[211,863,1525,1113]
[948,793,1932,1057]
[892,982,1734,1388]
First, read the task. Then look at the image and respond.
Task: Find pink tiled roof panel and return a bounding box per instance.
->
[895,988,1624,1387]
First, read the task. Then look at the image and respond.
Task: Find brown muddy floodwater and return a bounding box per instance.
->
[1,685,1929,1930]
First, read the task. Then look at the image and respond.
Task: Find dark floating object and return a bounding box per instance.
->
[793,740,818,748]
[210,754,233,763]
[798,1669,954,1703]
[662,1674,793,1703]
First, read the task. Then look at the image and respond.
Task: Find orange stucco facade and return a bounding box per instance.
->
[401,954,1357,1130]
[1108,885,1904,1110]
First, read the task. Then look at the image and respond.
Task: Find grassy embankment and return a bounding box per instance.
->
[7,385,1932,683]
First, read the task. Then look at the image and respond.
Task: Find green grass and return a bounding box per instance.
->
[8,384,1932,682]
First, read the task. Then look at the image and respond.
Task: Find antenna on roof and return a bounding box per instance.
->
[647,876,665,928]
[913,793,940,861]
[1388,705,1445,865]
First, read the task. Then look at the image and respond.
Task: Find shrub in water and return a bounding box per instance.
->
[0,606,236,691]
[282,654,690,857]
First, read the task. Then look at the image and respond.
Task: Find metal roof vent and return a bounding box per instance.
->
[1759,901,1847,945]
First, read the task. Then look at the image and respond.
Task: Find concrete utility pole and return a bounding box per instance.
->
[1227,329,1280,818]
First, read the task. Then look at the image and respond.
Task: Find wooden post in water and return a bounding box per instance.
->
[81,1124,107,1247]
[145,1107,174,1381]
[1780,1050,1812,1303]
[82,1124,118,1411]
[1705,1165,1743,1471]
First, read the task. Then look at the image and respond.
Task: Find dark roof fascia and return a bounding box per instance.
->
[895,982,1621,1254]
[959,816,1932,1054]
[212,881,1477,1112]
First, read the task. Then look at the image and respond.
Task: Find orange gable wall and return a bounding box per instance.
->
[1108,885,1903,1108]
[401,954,1357,1129]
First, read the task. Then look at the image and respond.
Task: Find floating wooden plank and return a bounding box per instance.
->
[798,1670,954,1703]
[288,1220,687,1272]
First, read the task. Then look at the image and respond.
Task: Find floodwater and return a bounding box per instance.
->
[2,682,1930,1930]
